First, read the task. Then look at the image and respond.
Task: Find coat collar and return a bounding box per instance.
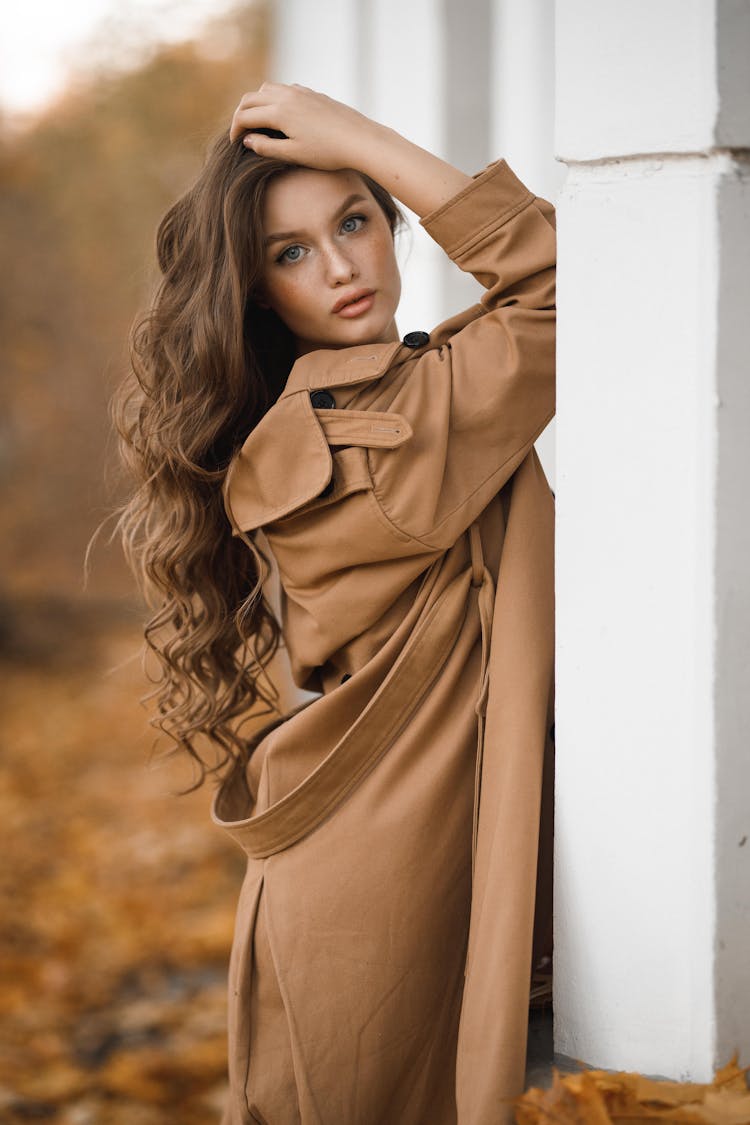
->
[279,339,405,399]
[223,341,406,534]
[222,308,484,534]
[278,298,485,398]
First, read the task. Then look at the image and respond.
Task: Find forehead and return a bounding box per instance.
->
[262,167,371,229]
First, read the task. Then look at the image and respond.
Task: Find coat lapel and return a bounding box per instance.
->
[223,391,332,533]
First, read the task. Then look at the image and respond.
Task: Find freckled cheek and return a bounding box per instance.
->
[372,240,401,305]
[267,274,322,328]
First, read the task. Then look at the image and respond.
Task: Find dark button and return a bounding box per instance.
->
[310,389,336,409]
[402,330,430,349]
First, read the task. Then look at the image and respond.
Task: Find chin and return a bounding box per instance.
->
[338,316,394,347]
[301,310,396,352]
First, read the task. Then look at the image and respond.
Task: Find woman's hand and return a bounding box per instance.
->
[229,82,471,219]
[229,83,381,171]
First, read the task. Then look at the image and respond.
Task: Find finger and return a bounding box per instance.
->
[234,82,282,110]
[230,105,275,143]
[229,89,275,140]
[242,134,293,161]
[229,104,282,144]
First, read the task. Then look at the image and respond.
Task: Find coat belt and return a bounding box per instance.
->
[212,521,495,863]
[469,522,495,883]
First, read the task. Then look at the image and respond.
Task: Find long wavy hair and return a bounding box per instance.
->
[111,128,404,789]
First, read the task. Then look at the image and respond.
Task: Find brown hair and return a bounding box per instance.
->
[109,129,403,790]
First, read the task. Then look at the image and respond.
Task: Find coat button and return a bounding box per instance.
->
[402,330,430,349]
[310,389,336,409]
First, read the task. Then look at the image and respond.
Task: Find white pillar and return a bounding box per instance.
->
[355,0,451,334]
[271,0,362,102]
[491,0,562,202]
[554,0,750,1079]
[491,0,563,490]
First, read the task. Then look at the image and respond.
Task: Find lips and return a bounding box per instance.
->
[331,289,375,315]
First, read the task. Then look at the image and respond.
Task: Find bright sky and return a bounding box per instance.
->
[0,0,240,128]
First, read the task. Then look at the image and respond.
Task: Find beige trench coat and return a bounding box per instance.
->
[211,157,557,1125]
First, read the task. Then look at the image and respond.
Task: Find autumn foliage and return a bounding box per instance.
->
[514,1056,750,1124]
[0,4,270,1121]
[0,2,269,606]
[0,624,244,1121]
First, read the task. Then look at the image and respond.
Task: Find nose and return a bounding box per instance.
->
[324,241,358,285]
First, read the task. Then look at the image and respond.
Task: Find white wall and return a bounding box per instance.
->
[554,0,750,1079]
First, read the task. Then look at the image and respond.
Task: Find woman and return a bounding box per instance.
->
[115,83,556,1125]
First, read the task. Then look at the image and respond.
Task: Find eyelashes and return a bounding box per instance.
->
[277,244,304,264]
[275,213,368,265]
[340,214,366,235]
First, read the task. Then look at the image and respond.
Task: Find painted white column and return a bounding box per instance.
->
[554,0,750,1079]
[271,0,362,103]
[491,0,563,491]
[358,0,449,335]
[491,0,562,205]
[358,0,498,334]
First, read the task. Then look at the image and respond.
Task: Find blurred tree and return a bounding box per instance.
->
[0,0,269,620]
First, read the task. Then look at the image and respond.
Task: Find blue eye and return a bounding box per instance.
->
[341,214,366,234]
[278,244,304,264]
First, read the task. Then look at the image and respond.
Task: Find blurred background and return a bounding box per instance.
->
[1,3,273,1121]
[0,1,559,1120]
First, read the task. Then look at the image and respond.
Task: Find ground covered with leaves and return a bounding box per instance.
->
[515,1058,750,1124]
[0,615,244,1123]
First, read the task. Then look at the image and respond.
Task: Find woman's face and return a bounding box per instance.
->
[258,168,402,356]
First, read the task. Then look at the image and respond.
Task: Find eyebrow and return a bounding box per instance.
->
[265,193,369,246]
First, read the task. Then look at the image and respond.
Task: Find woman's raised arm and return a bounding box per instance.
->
[228,82,471,219]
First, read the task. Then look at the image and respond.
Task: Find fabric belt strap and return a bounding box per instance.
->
[315,408,413,449]
[470,522,495,881]
[212,521,494,863]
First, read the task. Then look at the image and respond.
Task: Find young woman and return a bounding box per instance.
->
[115,82,556,1125]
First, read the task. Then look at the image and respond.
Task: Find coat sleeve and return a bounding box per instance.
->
[365,157,556,550]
